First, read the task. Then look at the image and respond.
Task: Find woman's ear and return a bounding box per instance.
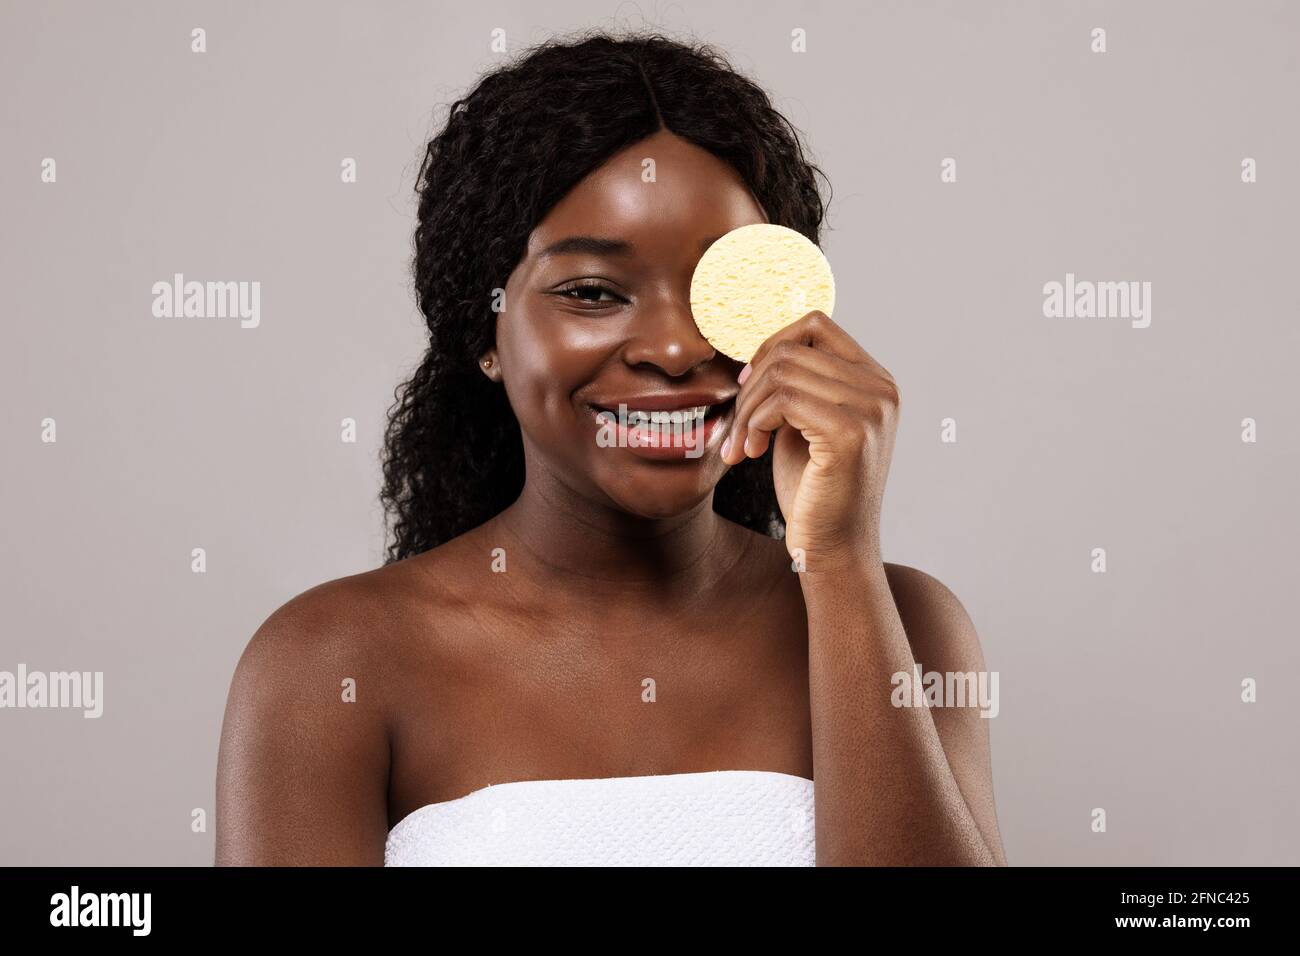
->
[478,350,502,383]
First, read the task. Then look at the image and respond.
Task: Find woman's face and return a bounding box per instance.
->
[494,129,767,520]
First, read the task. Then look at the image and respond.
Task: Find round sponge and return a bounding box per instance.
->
[689,223,835,363]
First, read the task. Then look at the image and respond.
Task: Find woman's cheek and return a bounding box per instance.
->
[501,305,623,447]
[501,346,595,447]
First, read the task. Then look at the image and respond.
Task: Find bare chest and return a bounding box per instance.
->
[385,587,812,826]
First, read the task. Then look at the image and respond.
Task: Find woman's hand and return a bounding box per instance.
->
[719,310,899,572]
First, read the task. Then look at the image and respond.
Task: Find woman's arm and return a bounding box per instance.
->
[801,560,1006,865]
[215,587,391,865]
[720,309,1005,865]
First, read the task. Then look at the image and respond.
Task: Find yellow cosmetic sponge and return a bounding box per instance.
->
[689,223,835,363]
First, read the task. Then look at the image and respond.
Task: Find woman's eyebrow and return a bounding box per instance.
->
[536,235,723,260]
[537,236,634,260]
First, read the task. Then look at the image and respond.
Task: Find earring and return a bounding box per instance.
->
[483,358,494,369]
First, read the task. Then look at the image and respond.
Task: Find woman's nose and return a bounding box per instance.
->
[621,297,716,376]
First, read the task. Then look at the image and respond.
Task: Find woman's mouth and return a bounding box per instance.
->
[586,397,736,461]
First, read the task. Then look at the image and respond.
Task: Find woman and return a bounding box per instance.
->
[215,31,1006,866]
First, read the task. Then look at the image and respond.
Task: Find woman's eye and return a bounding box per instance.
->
[555,282,622,305]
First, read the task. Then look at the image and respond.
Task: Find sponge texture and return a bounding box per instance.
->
[689,223,835,363]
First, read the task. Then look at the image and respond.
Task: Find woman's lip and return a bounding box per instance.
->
[587,393,737,412]
[589,403,733,461]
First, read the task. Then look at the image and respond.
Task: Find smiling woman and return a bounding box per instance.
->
[214,29,1006,867]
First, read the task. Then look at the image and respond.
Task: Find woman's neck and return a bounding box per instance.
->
[491,471,747,595]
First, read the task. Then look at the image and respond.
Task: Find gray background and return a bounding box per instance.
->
[2,0,1296,865]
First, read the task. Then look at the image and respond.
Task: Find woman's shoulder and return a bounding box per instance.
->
[877,562,987,669]
[720,522,958,599]
[723,525,984,657]
[234,547,468,677]
[216,560,439,864]
[221,566,407,741]
[231,523,509,690]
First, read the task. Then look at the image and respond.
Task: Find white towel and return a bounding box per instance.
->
[384,769,816,866]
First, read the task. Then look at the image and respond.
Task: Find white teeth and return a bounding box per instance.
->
[623,405,709,427]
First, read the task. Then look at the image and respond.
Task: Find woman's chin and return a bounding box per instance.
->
[600,481,718,521]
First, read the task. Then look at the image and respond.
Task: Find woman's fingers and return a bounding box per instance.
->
[723,348,859,463]
[744,309,872,373]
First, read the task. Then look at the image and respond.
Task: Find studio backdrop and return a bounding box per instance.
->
[1,0,1297,865]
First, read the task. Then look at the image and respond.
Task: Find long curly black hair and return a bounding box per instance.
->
[380,30,831,563]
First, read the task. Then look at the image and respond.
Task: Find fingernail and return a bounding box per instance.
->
[720,435,732,459]
[737,363,752,385]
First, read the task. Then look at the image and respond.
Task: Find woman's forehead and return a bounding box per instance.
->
[525,138,765,263]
